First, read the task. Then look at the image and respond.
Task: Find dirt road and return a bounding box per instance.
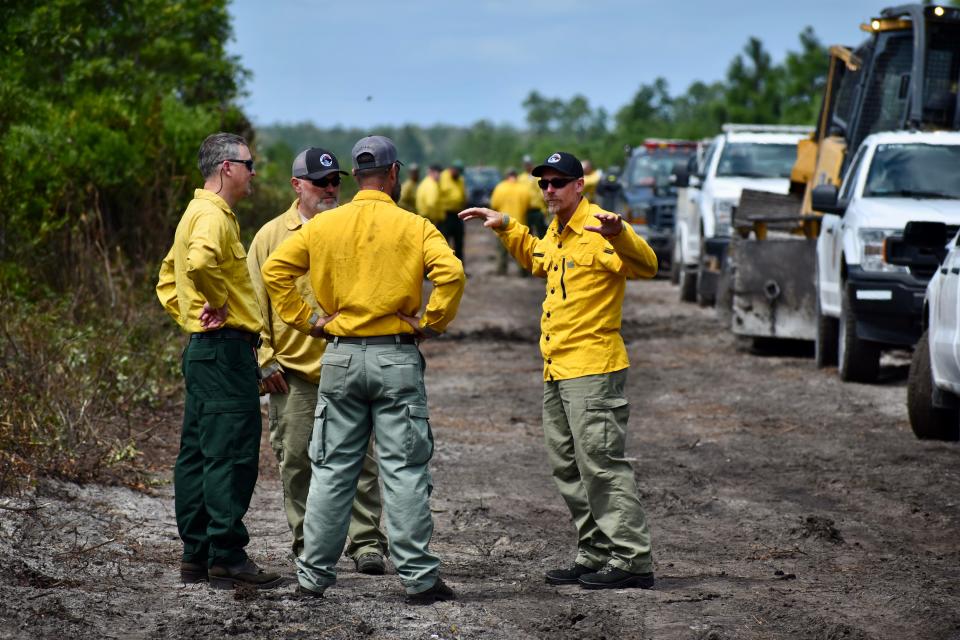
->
[1,226,958,639]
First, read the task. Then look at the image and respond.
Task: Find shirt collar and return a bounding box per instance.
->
[194,188,234,216]
[352,189,396,204]
[562,197,590,236]
[283,199,304,231]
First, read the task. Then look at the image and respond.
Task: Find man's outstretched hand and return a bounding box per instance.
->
[458,207,504,229]
[584,212,624,237]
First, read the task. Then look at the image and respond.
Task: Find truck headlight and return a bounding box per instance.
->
[858,228,908,273]
[713,200,734,236]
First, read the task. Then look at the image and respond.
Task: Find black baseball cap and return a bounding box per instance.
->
[292,148,348,179]
[531,151,584,178]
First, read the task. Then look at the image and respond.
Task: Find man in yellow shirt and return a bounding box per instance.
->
[489,169,530,276]
[398,163,420,212]
[247,147,387,574]
[156,132,281,590]
[415,164,443,224]
[459,151,659,591]
[438,162,467,262]
[262,135,465,603]
[519,154,548,238]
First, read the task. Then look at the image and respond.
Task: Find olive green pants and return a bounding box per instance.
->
[297,341,440,595]
[268,372,386,558]
[175,336,261,568]
[542,368,654,574]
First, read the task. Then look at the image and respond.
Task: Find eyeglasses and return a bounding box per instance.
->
[226,158,255,172]
[305,175,341,189]
[538,177,576,190]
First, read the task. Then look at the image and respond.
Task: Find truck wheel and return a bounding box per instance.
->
[838,285,880,383]
[696,237,716,307]
[814,294,838,368]
[679,266,697,302]
[670,240,681,285]
[907,331,960,441]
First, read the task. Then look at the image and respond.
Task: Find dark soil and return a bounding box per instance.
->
[1,225,958,639]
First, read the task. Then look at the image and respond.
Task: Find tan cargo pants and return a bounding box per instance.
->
[542,368,654,574]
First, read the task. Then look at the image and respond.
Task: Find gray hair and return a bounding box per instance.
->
[198,132,247,179]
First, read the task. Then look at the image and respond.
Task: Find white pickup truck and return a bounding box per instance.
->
[813,130,960,383]
[674,124,810,304]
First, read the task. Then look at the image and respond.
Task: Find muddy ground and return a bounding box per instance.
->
[1,225,959,640]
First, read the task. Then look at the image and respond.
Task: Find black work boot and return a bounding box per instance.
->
[406,578,456,605]
[578,565,655,590]
[354,553,386,576]
[180,561,208,583]
[209,557,283,590]
[545,563,595,585]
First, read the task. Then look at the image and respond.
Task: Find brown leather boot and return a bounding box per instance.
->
[209,558,283,590]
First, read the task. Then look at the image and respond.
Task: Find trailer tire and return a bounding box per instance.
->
[814,294,838,368]
[838,284,880,383]
[907,331,960,441]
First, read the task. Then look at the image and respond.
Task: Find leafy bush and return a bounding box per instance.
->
[0,288,183,493]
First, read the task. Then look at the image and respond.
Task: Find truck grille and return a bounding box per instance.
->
[908,224,959,281]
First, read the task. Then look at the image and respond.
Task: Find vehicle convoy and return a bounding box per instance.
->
[813,132,960,382]
[725,3,960,356]
[673,125,809,303]
[883,221,960,441]
[614,139,697,274]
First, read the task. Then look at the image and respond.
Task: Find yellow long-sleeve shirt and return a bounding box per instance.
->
[495,197,657,381]
[490,179,530,226]
[156,189,263,335]
[398,177,419,213]
[262,190,465,338]
[438,169,466,213]
[247,200,325,384]
[415,176,444,224]
[518,172,546,212]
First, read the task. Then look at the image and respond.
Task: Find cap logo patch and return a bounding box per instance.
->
[319,153,334,167]
[548,153,562,163]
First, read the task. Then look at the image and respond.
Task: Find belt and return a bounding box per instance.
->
[328,334,417,346]
[191,328,261,347]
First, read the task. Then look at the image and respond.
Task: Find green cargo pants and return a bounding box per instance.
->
[542,368,654,574]
[175,336,262,568]
[296,340,440,595]
[268,372,387,559]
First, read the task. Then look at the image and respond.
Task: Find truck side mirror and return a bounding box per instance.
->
[811,184,845,215]
[885,221,949,269]
[672,162,690,188]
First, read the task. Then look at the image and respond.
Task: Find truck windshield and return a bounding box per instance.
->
[863,143,960,199]
[627,154,691,187]
[715,143,796,178]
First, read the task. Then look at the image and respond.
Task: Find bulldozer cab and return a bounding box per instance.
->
[798,4,960,220]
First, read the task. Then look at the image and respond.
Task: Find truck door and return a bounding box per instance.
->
[820,146,866,315]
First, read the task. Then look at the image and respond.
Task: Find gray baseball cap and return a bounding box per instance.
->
[351,135,402,170]
[292,147,348,179]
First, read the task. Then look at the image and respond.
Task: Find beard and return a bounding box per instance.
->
[545,199,562,216]
[390,180,402,203]
[315,196,339,213]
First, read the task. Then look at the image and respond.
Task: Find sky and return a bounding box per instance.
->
[227,0,887,129]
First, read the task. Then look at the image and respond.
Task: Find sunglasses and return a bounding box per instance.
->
[304,175,341,188]
[226,158,255,171]
[538,177,576,190]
